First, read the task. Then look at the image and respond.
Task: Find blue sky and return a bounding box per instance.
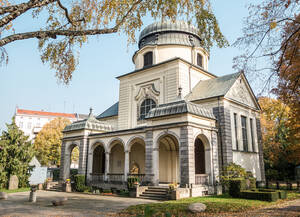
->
[0,1,258,132]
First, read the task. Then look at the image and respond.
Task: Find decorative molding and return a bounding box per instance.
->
[135,83,160,101]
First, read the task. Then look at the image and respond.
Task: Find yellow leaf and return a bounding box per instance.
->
[270,21,277,29]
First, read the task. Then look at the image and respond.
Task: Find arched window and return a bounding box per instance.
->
[197,53,203,68]
[144,51,153,67]
[140,98,156,120]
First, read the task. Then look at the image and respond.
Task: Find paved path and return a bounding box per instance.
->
[0,190,155,217]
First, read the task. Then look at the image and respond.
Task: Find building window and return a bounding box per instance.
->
[234,113,238,150]
[19,122,23,129]
[250,118,255,152]
[241,116,248,151]
[197,53,203,67]
[140,98,156,120]
[27,122,32,129]
[36,122,41,127]
[143,51,153,67]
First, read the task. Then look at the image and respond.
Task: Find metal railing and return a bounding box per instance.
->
[127,173,146,184]
[195,174,209,185]
[90,173,105,184]
[107,173,124,184]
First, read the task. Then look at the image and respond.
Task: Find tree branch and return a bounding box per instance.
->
[56,0,85,25]
[0,0,143,47]
[0,0,56,28]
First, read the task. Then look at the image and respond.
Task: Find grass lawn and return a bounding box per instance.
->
[122,191,300,216]
[0,187,30,193]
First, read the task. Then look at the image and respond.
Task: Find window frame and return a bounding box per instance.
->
[241,116,248,152]
[250,118,255,152]
[139,98,156,120]
[234,113,238,150]
[197,53,203,68]
[143,51,153,67]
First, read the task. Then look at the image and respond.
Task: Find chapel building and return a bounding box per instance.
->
[60,21,265,197]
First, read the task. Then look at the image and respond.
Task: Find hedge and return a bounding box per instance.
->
[240,190,279,202]
[229,178,246,197]
[74,175,85,192]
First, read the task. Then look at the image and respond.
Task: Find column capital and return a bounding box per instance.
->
[105,151,111,155]
[153,148,159,151]
[125,150,130,154]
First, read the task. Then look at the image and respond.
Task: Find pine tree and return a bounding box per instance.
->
[0,118,35,188]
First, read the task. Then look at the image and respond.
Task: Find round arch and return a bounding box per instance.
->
[107,137,125,153]
[194,133,212,185]
[90,140,107,153]
[126,135,145,152]
[156,132,180,184]
[154,130,180,150]
[127,136,146,175]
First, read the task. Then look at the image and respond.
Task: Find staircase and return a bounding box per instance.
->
[139,186,169,200]
[47,181,63,192]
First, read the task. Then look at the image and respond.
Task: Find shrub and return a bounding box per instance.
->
[74,175,85,192]
[248,177,257,189]
[127,176,140,189]
[229,178,246,197]
[240,190,279,202]
[220,163,247,188]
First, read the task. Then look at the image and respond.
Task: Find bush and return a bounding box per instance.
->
[127,176,140,189]
[74,175,85,192]
[220,163,247,188]
[240,190,279,202]
[248,177,257,189]
[229,178,246,197]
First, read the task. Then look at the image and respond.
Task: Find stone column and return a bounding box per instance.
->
[145,131,155,185]
[124,150,130,181]
[256,118,266,182]
[59,141,71,182]
[211,131,220,184]
[105,152,110,181]
[213,106,233,168]
[152,148,159,185]
[180,126,195,186]
[78,137,89,176]
[86,149,93,184]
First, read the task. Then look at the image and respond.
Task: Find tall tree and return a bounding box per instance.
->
[273,15,300,159]
[233,0,299,94]
[34,117,72,167]
[0,0,228,84]
[259,97,299,180]
[0,118,35,188]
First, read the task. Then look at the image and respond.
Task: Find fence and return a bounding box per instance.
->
[265,180,300,191]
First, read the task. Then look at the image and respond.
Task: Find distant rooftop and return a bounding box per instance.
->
[16,108,87,119]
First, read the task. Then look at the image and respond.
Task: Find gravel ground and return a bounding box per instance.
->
[0,190,155,217]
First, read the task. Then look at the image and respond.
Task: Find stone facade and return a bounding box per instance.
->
[59,21,265,197]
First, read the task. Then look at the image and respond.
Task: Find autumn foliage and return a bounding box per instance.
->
[259,97,300,180]
[34,117,71,167]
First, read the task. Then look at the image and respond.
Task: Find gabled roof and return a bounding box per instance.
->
[96,102,119,119]
[64,110,113,132]
[145,99,215,120]
[185,72,241,101]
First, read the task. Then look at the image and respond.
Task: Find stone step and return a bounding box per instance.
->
[139,195,168,201]
[142,192,168,197]
[147,187,168,190]
[145,189,168,193]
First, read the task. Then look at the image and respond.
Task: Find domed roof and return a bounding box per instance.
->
[138,20,201,49]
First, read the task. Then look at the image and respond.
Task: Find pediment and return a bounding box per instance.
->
[225,74,260,110]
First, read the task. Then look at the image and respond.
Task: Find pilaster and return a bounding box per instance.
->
[256,118,266,182]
